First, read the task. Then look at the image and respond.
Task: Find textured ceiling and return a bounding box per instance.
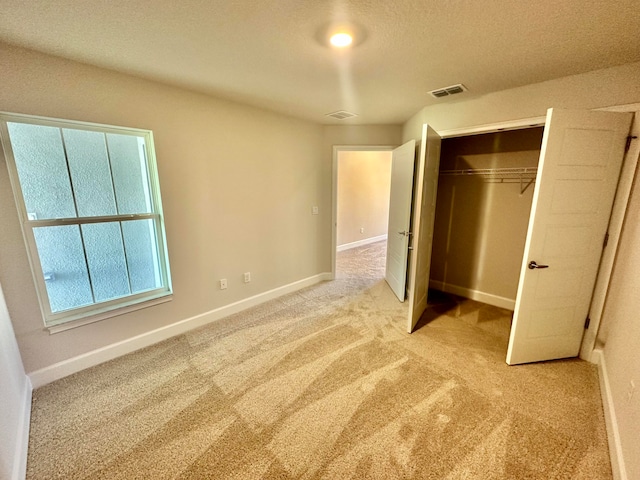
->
[1,0,639,125]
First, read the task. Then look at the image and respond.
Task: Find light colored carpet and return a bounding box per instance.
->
[27,241,612,479]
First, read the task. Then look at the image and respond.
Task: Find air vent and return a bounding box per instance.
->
[428,83,467,99]
[326,110,358,120]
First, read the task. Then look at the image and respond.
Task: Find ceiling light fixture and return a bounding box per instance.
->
[316,22,366,49]
[330,32,353,48]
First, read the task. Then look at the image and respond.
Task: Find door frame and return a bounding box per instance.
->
[579,103,640,360]
[437,116,547,139]
[331,145,396,280]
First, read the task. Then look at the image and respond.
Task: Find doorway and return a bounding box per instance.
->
[336,150,392,253]
[425,109,635,365]
[430,127,545,310]
[331,146,395,279]
[416,126,544,362]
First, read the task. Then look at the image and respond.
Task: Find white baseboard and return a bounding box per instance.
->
[429,280,515,310]
[591,349,627,480]
[337,234,387,252]
[13,376,31,480]
[28,273,332,389]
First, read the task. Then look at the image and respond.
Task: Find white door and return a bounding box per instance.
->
[407,125,442,332]
[385,140,416,301]
[507,108,632,365]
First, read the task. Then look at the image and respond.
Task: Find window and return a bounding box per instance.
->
[0,113,172,331]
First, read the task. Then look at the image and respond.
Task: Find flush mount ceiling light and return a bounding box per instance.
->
[316,22,366,49]
[330,32,353,48]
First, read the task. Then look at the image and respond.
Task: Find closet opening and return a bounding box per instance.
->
[422,127,545,328]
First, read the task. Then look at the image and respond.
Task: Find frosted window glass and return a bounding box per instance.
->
[2,114,172,326]
[122,219,161,293]
[7,123,76,219]
[107,134,152,214]
[82,222,130,302]
[63,129,117,217]
[33,226,93,312]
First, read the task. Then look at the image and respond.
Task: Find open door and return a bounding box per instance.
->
[385,140,416,301]
[507,108,633,365]
[407,125,441,332]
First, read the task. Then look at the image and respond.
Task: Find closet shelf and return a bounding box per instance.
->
[440,167,538,194]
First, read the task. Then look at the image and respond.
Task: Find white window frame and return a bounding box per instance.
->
[0,112,172,332]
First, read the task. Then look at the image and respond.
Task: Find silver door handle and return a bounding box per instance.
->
[528,261,549,270]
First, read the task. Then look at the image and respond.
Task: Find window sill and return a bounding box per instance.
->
[46,293,173,334]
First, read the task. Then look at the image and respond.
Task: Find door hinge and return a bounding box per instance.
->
[626,135,638,153]
[603,232,609,249]
[584,317,591,329]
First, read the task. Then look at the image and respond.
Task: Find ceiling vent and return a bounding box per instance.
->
[326,110,358,120]
[428,84,467,99]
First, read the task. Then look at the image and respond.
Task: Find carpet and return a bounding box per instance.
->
[26,241,612,479]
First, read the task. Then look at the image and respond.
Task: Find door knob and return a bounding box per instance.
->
[528,261,549,270]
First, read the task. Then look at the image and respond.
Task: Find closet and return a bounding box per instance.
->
[429,127,545,310]
[402,108,632,364]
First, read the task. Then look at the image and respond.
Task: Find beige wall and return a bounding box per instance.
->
[403,61,640,141]
[0,282,28,479]
[597,168,640,480]
[323,125,402,148]
[0,43,329,373]
[337,151,392,246]
[431,129,543,302]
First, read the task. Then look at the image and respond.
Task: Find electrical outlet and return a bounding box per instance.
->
[628,380,636,402]
[244,272,251,283]
[219,278,227,290]
[360,227,364,233]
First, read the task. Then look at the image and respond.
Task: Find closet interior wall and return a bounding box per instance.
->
[430,128,545,309]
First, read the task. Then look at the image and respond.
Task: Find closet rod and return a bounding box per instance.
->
[439,167,537,178]
[439,167,537,194]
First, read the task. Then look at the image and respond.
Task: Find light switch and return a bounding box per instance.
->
[312,206,319,215]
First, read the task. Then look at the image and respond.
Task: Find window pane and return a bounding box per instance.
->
[63,129,117,217]
[82,222,130,302]
[122,219,161,293]
[33,225,93,312]
[1,113,172,327]
[107,133,152,214]
[7,123,76,219]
